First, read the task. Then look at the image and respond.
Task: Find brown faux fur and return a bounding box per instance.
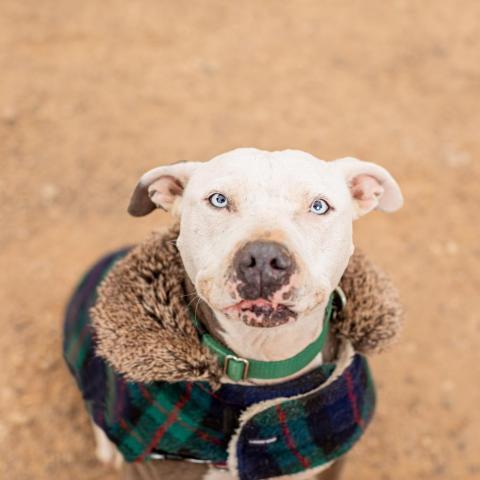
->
[333,252,403,355]
[91,225,402,385]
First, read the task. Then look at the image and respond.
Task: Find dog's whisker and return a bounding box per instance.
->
[193,296,202,321]
[180,292,198,299]
[185,294,201,310]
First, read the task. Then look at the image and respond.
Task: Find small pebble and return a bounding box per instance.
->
[41,183,59,202]
[1,107,17,125]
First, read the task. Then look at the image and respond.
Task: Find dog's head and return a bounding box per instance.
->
[129,148,402,329]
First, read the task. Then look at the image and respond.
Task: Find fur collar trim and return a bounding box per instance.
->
[91,225,402,385]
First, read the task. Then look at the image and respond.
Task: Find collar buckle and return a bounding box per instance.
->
[223,355,250,381]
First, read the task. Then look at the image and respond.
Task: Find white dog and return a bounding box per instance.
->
[93,148,403,480]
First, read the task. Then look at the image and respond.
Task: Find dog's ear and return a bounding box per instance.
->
[128,162,200,217]
[335,157,403,218]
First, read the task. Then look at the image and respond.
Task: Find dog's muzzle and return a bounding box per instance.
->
[227,241,298,327]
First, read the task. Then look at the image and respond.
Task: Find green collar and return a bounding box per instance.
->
[190,287,346,382]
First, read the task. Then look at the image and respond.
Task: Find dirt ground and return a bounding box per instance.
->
[1,1,479,479]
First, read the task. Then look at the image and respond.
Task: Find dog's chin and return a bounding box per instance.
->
[223,300,298,328]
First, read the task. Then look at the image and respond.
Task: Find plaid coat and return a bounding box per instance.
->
[64,250,376,479]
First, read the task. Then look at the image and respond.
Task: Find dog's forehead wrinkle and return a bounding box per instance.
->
[202,148,326,175]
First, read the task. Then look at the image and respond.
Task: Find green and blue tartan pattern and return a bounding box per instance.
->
[234,354,375,479]
[63,249,227,463]
[63,249,375,479]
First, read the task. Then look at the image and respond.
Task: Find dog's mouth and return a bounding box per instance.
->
[223,299,298,328]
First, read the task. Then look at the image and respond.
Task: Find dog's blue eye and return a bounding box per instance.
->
[310,199,330,215]
[209,193,228,208]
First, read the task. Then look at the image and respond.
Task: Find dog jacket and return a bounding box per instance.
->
[63,226,401,479]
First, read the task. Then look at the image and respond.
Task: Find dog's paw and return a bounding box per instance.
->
[95,441,123,470]
[202,467,234,480]
[92,423,123,470]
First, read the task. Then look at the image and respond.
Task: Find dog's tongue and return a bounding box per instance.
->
[225,298,296,328]
[235,298,275,310]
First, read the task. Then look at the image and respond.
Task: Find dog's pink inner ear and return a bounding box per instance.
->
[148,176,184,211]
[350,174,385,215]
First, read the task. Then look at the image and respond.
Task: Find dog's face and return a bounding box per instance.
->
[129,148,402,330]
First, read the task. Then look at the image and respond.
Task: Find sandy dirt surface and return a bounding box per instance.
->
[1,1,479,479]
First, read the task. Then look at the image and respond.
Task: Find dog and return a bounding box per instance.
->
[66,148,403,480]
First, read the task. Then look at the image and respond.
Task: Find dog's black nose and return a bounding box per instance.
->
[233,241,295,299]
